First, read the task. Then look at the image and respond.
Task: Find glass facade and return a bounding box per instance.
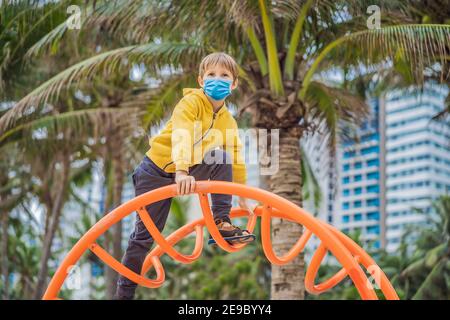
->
[337,98,382,248]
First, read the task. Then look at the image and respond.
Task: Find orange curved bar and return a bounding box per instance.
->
[305,243,352,294]
[261,205,313,265]
[323,222,399,300]
[89,243,165,288]
[137,207,204,263]
[42,181,399,300]
[139,207,256,276]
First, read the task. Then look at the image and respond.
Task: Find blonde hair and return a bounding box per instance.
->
[199,52,239,82]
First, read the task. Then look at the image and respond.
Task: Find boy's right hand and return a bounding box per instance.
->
[175,170,196,195]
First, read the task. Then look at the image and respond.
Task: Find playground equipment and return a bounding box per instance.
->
[43,181,399,300]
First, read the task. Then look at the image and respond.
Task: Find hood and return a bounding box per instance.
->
[182,88,228,115]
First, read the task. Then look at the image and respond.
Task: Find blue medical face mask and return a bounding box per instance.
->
[203,78,233,101]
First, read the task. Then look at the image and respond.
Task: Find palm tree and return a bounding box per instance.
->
[1,1,171,298]
[0,2,70,299]
[2,0,449,299]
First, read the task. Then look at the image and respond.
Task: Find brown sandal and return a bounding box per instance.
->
[208,217,256,245]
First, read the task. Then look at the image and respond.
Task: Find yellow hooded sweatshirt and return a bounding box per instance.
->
[146,88,247,184]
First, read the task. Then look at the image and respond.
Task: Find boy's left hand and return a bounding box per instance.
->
[238,197,255,216]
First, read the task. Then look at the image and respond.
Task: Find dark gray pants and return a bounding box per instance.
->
[116,148,233,298]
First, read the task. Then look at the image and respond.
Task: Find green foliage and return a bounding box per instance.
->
[0,214,40,299]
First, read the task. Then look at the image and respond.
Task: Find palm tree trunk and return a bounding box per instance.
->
[23,278,31,299]
[33,156,70,299]
[100,95,127,299]
[268,129,305,299]
[1,209,9,300]
[42,166,54,236]
[105,140,125,299]
[102,154,116,299]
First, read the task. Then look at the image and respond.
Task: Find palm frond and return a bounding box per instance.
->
[270,0,303,20]
[300,146,322,215]
[0,41,209,134]
[432,92,450,123]
[23,0,155,57]
[218,0,260,29]
[0,107,143,148]
[300,24,450,99]
[284,0,315,80]
[412,258,448,300]
[81,0,166,44]
[25,18,71,60]
[245,26,268,76]
[140,72,197,131]
[13,0,73,59]
[258,0,284,96]
[81,0,230,44]
[0,0,71,90]
[304,81,369,148]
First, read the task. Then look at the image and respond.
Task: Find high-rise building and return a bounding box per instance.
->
[302,129,336,224]
[384,85,450,252]
[335,98,383,250]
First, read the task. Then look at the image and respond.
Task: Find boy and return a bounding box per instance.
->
[115,52,255,300]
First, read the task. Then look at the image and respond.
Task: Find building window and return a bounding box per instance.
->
[367,172,379,180]
[354,162,362,169]
[368,211,380,220]
[367,225,380,234]
[343,189,350,197]
[354,187,362,195]
[343,164,350,171]
[354,174,362,182]
[367,159,379,167]
[367,185,379,193]
[354,213,362,221]
[361,146,379,155]
[343,202,350,210]
[354,200,362,208]
[361,133,379,143]
[343,177,350,184]
[367,198,379,207]
[342,215,350,223]
[344,151,356,158]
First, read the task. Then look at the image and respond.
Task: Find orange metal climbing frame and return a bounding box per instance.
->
[43,181,399,300]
